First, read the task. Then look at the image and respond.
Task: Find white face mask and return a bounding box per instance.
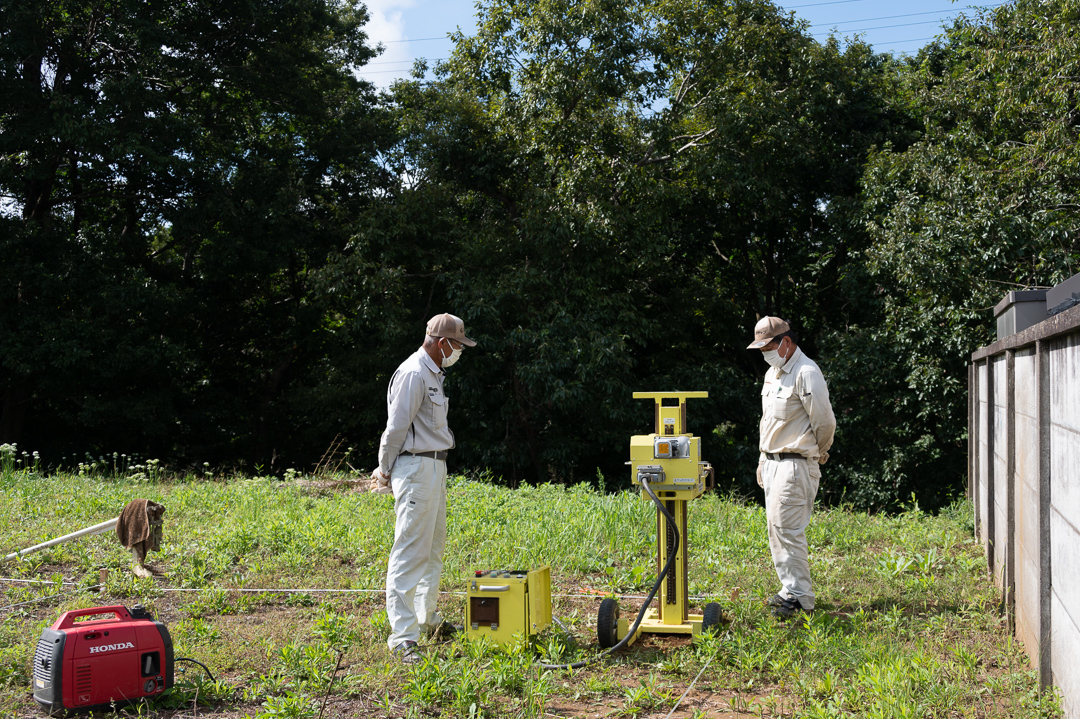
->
[441,341,463,368]
[762,346,786,368]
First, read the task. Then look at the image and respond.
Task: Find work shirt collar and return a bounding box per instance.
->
[776,345,804,375]
[418,347,443,376]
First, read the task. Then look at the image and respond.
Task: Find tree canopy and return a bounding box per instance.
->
[1,0,393,463]
[2,0,1077,509]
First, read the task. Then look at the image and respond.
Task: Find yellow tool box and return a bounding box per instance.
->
[465,565,552,646]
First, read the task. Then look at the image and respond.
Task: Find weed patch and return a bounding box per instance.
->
[0,468,1061,717]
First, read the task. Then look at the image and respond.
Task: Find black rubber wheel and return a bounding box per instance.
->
[701,602,723,635]
[597,597,620,648]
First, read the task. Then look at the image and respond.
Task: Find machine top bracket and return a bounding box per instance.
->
[633,392,708,436]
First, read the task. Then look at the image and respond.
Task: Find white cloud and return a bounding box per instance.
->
[358,0,419,89]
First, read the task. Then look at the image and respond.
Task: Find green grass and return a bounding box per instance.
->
[0,459,1062,718]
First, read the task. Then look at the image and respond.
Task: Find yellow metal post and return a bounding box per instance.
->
[656,497,689,624]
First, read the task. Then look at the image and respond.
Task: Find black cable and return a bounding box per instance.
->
[174,657,216,683]
[538,477,679,670]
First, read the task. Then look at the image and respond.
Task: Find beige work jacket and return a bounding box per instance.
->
[377,348,455,476]
[758,346,836,463]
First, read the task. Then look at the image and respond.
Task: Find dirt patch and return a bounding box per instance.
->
[4,575,790,719]
[292,477,374,495]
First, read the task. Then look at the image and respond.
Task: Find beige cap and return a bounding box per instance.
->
[426,313,477,347]
[747,316,790,349]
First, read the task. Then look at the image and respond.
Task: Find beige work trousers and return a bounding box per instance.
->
[385,455,447,649]
[762,456,820,610]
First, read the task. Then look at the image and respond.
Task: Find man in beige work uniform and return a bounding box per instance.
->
[748,317,835,619]
[372,313,476,661]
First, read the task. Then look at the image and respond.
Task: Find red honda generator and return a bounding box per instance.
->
[32,604,173,715]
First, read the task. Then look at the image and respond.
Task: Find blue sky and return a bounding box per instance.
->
[356,0,1005,88]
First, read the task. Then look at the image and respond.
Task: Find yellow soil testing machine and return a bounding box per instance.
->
[463,391,721,664]
[596,391,721,648]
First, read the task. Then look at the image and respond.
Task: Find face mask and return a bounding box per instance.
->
[441,341,463,368]
[762,348,785,368]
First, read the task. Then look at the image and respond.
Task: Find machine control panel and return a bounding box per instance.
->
[653,436,690,459]
[629,392,713,498]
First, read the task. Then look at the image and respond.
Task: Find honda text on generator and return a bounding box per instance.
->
[33,605,174,715]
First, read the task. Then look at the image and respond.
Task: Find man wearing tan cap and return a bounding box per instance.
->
[373,313,476,661]
[747,316,835,619]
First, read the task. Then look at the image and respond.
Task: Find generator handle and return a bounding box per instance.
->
[54,605,131,629]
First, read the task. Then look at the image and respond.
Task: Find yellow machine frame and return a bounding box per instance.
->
[617,392,714,645]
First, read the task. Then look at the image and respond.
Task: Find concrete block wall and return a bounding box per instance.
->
[1013,348,1040,663]
[992,353,1008,582]
[1049,333,1080,716]
[976,363,990,567]
[970,305,1080,717]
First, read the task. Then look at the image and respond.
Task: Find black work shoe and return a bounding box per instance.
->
[430,621,462,639]
[771,596,807,619]
[393,640,421,664]
[766,594,786,608]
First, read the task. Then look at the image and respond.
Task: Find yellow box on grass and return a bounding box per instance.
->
[465,565,551,646]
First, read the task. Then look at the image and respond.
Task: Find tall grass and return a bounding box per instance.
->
[0,457,1061,718]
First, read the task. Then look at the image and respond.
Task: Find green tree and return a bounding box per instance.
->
[653,10,919,500]
[376,0,909,489]
[0,0,392,464]
[850,0,1080,508]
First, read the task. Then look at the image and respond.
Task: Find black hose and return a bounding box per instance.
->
[174,657,216,683]
[538,477,679,670]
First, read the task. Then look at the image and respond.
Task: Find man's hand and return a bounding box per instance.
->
[369,468,392,494]
[756,462,764,488]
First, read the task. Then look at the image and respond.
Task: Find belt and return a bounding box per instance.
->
[403,450,448,461]
[765,452,804,461]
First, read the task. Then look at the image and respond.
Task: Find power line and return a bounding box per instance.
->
[814,18,957,35]
[369,1,1006,44]
[817,7,969,26]
[811,19,942,37]
[365,3,987,81]
[367,57,448,66]
[377,36,452,44]
[832,8,960,25]
[887,36,939,44]
[361,68,432,75]
[784,0,878,8]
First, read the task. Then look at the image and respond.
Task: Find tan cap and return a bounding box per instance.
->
[426,313,477,347]
[747,316,790,349]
